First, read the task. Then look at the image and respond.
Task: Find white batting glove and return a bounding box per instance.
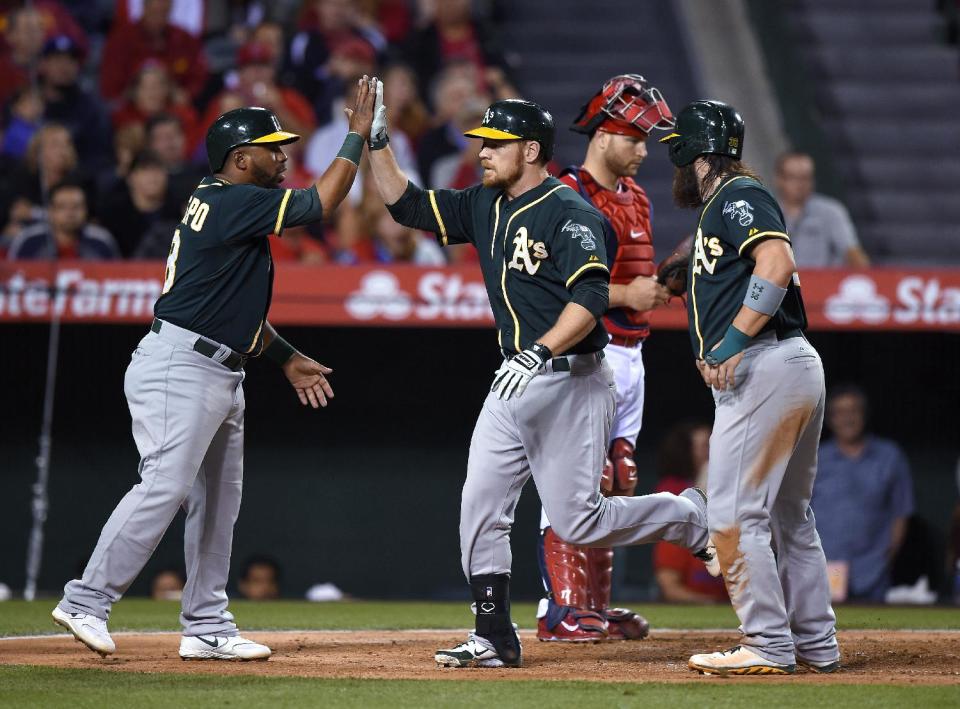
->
[369,79,388,149]
[491,344,551,401]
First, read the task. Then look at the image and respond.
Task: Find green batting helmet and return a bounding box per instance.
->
[463,99,555,161]
[658,100,744,167]
[205,107,300,172]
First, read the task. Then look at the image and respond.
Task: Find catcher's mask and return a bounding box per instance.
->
[571,74,674,138]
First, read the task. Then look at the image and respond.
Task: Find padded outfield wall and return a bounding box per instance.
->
[2,318,957,601]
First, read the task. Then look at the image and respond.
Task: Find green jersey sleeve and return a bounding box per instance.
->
[220,185,323,243]
[718,184,790,257]
[553,207,610,289]
[386,181,479,247]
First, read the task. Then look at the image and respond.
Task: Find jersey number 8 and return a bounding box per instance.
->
[161,228,181,295]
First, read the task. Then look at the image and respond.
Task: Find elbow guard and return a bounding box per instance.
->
[570,277,609,319]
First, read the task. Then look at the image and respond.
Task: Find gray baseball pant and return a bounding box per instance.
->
[461,354,708,578]
[59,320,245,637]
[708,333,839,665]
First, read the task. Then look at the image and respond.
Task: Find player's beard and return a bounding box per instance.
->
[252,162,283,189]
[672,163,703,208]
[482,150,524,190]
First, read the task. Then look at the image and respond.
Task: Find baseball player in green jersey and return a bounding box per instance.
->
[365,82,715,669]
[660,101,840,676]
[53,79,377,660]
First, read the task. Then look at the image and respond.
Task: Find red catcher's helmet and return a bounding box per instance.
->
[571,74,675,138]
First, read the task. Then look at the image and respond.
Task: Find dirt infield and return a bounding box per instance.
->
[2,630,959,685]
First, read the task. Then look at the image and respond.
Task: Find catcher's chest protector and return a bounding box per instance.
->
[565,169,654,282]
[563,169,655,330]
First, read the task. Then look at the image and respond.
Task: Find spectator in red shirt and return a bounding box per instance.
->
[198,41,315,152]
[99,0,209,104]
[111,61,199,145]
[651,421,726,602]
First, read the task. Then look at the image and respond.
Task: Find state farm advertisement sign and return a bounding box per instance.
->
[0,262,958,331]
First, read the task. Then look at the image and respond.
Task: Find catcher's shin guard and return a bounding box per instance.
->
[609,437,638,496]
[537,528,607,641]
[588,438,649,640]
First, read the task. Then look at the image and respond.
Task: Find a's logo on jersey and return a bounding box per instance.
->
[722,199,754,226]
[508,226,548,275]
[561,220,597,251]
[692,229,721,276]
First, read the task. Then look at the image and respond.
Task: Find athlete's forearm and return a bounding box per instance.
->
[312,132,364,214]
[608,283,629,309]
[730,239,796,337]
[537,302,598,354]
[261,321,296,365]
[368,144,410,205]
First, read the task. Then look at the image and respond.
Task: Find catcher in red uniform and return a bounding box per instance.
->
[537,74,676,642]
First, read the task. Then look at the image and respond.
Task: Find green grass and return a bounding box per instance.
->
[2,599,958,637]
[1,667,958,709]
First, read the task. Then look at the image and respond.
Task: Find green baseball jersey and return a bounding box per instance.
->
[154,176,323,353]
[392,176,611,354]
[687,175,808,358]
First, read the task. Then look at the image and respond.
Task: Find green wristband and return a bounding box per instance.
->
[336,132,364,166]
[264,335,296,366]
[704,324,751,365]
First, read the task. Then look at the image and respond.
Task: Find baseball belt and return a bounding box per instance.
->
[151,318,247,371]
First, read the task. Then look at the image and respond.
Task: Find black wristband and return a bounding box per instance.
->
[529,342,553,362]
[263,335,296,366]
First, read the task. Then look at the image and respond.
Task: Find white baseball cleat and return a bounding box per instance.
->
[179,634,271,661]
[688,645,795,676]
[435,632,516,668]
[52,607,116,657]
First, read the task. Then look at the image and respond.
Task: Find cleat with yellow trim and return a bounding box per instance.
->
[688,645,795,676]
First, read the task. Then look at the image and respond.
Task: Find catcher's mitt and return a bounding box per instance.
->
[656,235,693,297]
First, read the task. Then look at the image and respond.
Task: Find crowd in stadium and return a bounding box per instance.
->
[0,0,523,264]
